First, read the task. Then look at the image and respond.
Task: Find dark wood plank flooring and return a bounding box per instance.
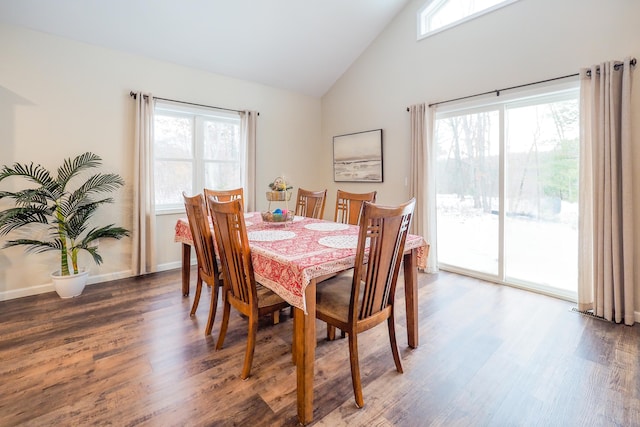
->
[1,270,638,426]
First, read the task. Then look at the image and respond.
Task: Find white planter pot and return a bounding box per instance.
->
[51,269,89,298]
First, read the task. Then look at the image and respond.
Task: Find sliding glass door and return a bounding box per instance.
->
[435,84,579,299]
[435,109,500,276]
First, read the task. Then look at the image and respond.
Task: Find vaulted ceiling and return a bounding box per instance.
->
[0,0,411,97]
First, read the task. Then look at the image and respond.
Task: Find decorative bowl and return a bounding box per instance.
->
[261,210,294,223]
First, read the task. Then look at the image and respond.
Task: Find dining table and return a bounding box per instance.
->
[174,212,428,424]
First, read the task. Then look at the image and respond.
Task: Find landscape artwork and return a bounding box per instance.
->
[333,129,383,182]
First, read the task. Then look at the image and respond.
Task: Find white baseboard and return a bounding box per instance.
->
[0,282,56,301]
[157,261,184,271]
[0,261,190,302]
[0,270,133,301]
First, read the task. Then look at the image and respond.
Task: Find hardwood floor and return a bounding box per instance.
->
[1,269,638,426]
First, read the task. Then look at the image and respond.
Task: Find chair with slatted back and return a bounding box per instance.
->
[326,190,379,341]
[182,192,222,336]
[204,187,244,211]
[295,188,327,219]
[334,190,377,225]
[315,198,415,408]
[207,197,290,380]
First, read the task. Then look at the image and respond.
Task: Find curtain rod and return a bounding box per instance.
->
[407,58,637,110]
[129,91,259,115]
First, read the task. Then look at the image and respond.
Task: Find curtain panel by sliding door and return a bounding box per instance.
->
[578,58,635,325]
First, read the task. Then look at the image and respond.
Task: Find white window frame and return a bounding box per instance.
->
[153,101,243,214]
[417,0,521,40]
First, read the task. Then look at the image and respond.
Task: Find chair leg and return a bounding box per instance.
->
[387,314,403,374]
[190,272,203,316]
[204,283,219,336]
[327,324,336,341]
[241,314,258,380]
[215,299,231,350]
[348,332,364,408]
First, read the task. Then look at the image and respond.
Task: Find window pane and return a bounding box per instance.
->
[436,110,499,275]
[203,119,240,161]
[204,162,242,190]
[153,103,242,210]
[154,115,193,159]
[421,0,513,34]
[154,160,192,206]
[504,98,579,291]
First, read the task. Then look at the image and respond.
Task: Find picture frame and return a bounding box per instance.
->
[333,129,383,182]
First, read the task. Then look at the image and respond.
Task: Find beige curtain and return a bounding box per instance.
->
[409,103,438,273]
[578,58,635,325]
[132,92,157,275]
[240,111,257,212]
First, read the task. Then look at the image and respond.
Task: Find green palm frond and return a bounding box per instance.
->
[64,203,99,239]
[77,173,125,195]
[3,238,63,253]
[82,246,103,265]
[57,152,102,189]
[3,188,53,207]
[0,207,51,235]
[0,162,55,187]
[83,224,130,243]
[62,197,100,219]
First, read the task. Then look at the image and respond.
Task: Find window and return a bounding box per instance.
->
[418,0,520,39]
[435,82,580,300]
[153,101,243,212]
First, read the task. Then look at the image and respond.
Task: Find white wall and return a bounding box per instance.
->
[321,0,640,312]
[0,23,322,299]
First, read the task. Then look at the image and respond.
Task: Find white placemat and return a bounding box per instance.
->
[292,215,305,222]
[248,230,296,242]
[244,213,254,219]
[318,235,369,249]
[304,222,350,232]
[244,221,254,227]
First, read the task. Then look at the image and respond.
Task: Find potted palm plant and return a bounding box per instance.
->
[0,152,130,298]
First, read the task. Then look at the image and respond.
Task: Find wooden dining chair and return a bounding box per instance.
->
[295,188,327,219]
[182,192,222,336]
[204,187,244,211]
[334,190,377,225]
[315,198,415,408]
[207,197,290,380]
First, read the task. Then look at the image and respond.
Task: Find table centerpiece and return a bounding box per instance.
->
[263,176,294,223]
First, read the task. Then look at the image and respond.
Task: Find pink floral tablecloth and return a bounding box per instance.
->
[175,212,427,312]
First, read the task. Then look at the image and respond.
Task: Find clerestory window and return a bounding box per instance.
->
[418,0,520,39]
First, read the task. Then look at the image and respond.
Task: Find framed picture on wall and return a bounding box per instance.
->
[333,129,383,182]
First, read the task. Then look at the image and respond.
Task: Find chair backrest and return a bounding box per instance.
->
[334,190,377,225]
[182,192,220,281]
[350,199,415,323]
[204,187,245,212]
[207,197,256,313]
[295,188,327,219]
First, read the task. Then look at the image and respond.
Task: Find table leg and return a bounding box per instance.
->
[181,243,191,297]
[294,280,316,425]
[403,248,419,348]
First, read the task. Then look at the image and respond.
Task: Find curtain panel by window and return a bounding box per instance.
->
[578,58,635,325]
[132,92,157,276]
[240,111,257,212]
[409,103,438,273]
